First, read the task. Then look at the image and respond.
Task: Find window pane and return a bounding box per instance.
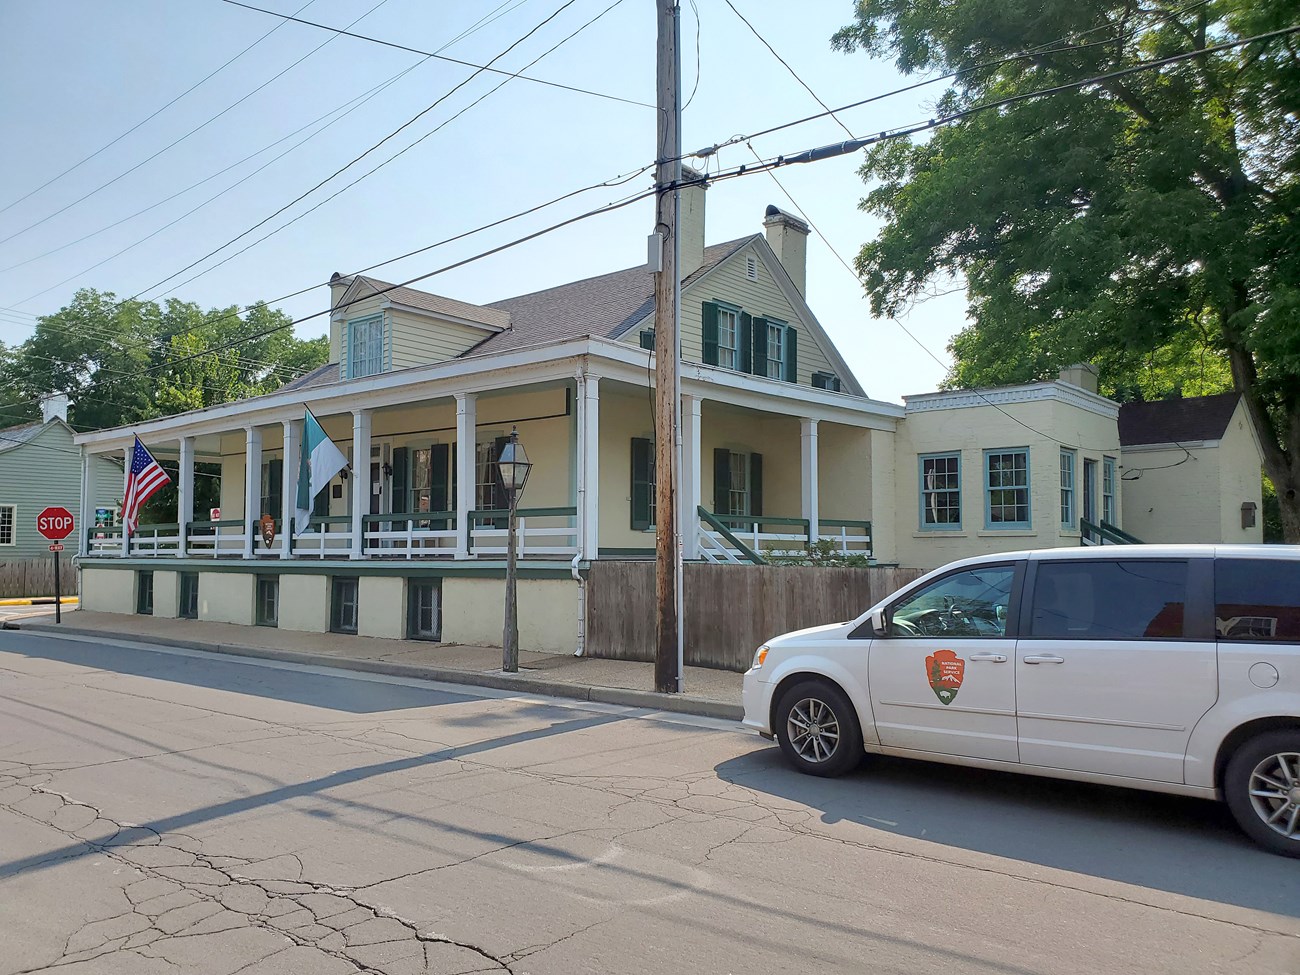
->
[1030,561,1187,640]
[409,580,442,640]
[0,506,13,545]
[412,447,432,515]
[920,454,961,527]
[717,309,737,369]
[1216,560,1300,642]
[1102,458,1117,524]
[1060,450,1075,526]
[257,578,279,626]
[986,451,1029,526]
[728,451,749,516]
[889,566,1014,638]
[331,577,358,634]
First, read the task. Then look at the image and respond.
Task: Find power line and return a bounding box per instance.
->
[220,0,650,108]
[151,0,636,302]
[0,0,397,249]
[0,0,318,218]
[123,0,607,304]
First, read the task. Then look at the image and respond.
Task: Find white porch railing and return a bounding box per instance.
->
[363,513,457,558]
[291,516,356,558]
[696,508,873,564]
[469,507,579,558]
[184,520,251,557]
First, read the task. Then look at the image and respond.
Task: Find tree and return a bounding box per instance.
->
[834,1,1300,539]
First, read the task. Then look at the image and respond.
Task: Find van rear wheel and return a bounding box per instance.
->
[775,680,862,778]
[1224,731,1300,858]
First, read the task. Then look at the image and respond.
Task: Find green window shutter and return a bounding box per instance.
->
[811,372,828,389]
[450,442,457,512]
[639,328,655,350]
[701,301,719,365]
[630,438,653,531]
[268,458,283,517]
[713,448,730,514]
[784,326,798,382]
[750,452,763,517]
[430,443,450,528]
[738,312,752,373]
[750,316,768,376]
[391,447,409,514]
[831,375,841,392]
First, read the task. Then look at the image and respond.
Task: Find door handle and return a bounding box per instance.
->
[1022,654,1065,665]
[968,652,1007,662]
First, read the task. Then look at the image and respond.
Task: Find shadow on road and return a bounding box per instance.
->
[0,631,480,714]
[715,745,1300,919]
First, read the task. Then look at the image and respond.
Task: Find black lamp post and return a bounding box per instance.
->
[497,426,532,672]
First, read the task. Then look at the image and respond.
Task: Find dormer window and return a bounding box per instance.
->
[347,315,384,379]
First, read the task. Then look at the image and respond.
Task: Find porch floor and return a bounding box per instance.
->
[13,610,743,717]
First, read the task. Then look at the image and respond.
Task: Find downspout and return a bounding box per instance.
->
[573,368,588,656]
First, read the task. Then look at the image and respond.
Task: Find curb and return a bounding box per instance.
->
[5,621,744,722]
[0,597,79,607]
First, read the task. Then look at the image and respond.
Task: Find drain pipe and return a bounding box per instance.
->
[573,368,589,656]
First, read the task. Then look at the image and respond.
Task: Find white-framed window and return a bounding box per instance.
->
[766,322,786,380]
[1102,456,1117,524]
[1060,448,1077,529]
[347,314,384,379]
[919,453,961,530]
[985,449,1031,529]
[412,446,432,514]
[717,307,739,370]
[728,451,750,516]
[0,504,13,545]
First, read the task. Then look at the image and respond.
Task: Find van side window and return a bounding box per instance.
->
[1030,561,1188,640]
[888,566,1014,639]
[1215,559,1300,643]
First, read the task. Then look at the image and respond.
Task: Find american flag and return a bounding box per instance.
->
[122,437,171,533]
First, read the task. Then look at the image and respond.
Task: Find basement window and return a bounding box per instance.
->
[179,572,199,619]
[330,576,359,634]
[136,571,154,616]
[408,579,442,641]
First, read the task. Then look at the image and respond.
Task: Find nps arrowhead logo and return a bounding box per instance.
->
[926,649,965,705]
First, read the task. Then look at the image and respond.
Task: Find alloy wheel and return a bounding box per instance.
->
[1247,751,1300,840]
[786,697,841,764]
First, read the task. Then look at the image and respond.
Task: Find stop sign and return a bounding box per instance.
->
[37,506,76,541]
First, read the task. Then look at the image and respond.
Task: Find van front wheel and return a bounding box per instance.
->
[775,680,862,778]
[1224,731,1300,858]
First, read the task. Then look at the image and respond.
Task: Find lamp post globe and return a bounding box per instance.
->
[498,427,531,672]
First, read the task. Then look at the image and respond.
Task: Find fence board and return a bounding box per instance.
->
[0,557,79,598]
[587,562,924,672]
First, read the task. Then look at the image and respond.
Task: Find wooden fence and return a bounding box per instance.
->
[0,557,79,599]
[586,562,926,672]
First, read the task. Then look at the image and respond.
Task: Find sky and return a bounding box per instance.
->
[0,0,966,404]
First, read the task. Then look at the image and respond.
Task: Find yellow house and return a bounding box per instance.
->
[74,194,901,651]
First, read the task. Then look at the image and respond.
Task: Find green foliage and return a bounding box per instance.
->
[0,288,327,431]
[835,0,1300,539]
[770,539,876,567]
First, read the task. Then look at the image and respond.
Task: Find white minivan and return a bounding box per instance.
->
[742,545,1300,856]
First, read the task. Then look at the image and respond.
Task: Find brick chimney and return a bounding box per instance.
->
[678,167,707,277]
[40,392,69,424]
[763,205,810,296]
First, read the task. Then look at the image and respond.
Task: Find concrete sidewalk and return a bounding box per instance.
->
[8,609,744,720]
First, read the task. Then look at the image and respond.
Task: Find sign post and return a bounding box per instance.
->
[37,507,75,625]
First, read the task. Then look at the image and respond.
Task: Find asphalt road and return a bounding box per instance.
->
[1,631,1297,975]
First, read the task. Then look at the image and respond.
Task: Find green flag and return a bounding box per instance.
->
[295,409,349,537]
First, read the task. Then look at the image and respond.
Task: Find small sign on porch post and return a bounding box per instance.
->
[259,514,276,548]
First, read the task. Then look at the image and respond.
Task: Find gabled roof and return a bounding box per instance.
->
[335,274,512,331]
[1118,392,1242,446]
[469,238,752,356]
[0,419,46,453]
[279,361,340,393]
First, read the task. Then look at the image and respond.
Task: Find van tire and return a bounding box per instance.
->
[1224,730,1300,858]
[775,679,862,778]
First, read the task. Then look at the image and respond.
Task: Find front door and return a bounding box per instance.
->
[868,562,1022,762]
[1016,557,1217,783]
[1082,458,1098,524]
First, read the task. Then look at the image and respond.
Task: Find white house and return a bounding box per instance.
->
[70,187,1267,647]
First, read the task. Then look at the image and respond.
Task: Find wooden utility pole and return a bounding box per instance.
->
[653,0,682,694]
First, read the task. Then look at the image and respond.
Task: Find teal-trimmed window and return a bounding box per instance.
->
[179,572,198,619]
[408,579,442,640]
[1059,448,1076,529]
[1102,456,1117,524]
[919,453,961,531]
[346,314,384,379]
[330,576,359,634]
[985,449,1031,529]
[256,577,279,627]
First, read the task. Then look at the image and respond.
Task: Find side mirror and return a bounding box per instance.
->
[870,607,887,637]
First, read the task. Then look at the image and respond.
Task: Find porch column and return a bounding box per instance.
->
[454,392,476,559]
[801,418,819,546]
[350,409,371,559]
[177,436,194,557]
[681,393,702,560]
[243,426,262,559]
[79,450,94,557]
[281,418,300,559]
[119,442,131,558]
[577,375,600,560]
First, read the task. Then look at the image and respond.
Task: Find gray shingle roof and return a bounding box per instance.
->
[337,274,511,330]
[468,237,753,356]
[0,419,51,453]
[278,361,340,393]
[1118,393,1242,446]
